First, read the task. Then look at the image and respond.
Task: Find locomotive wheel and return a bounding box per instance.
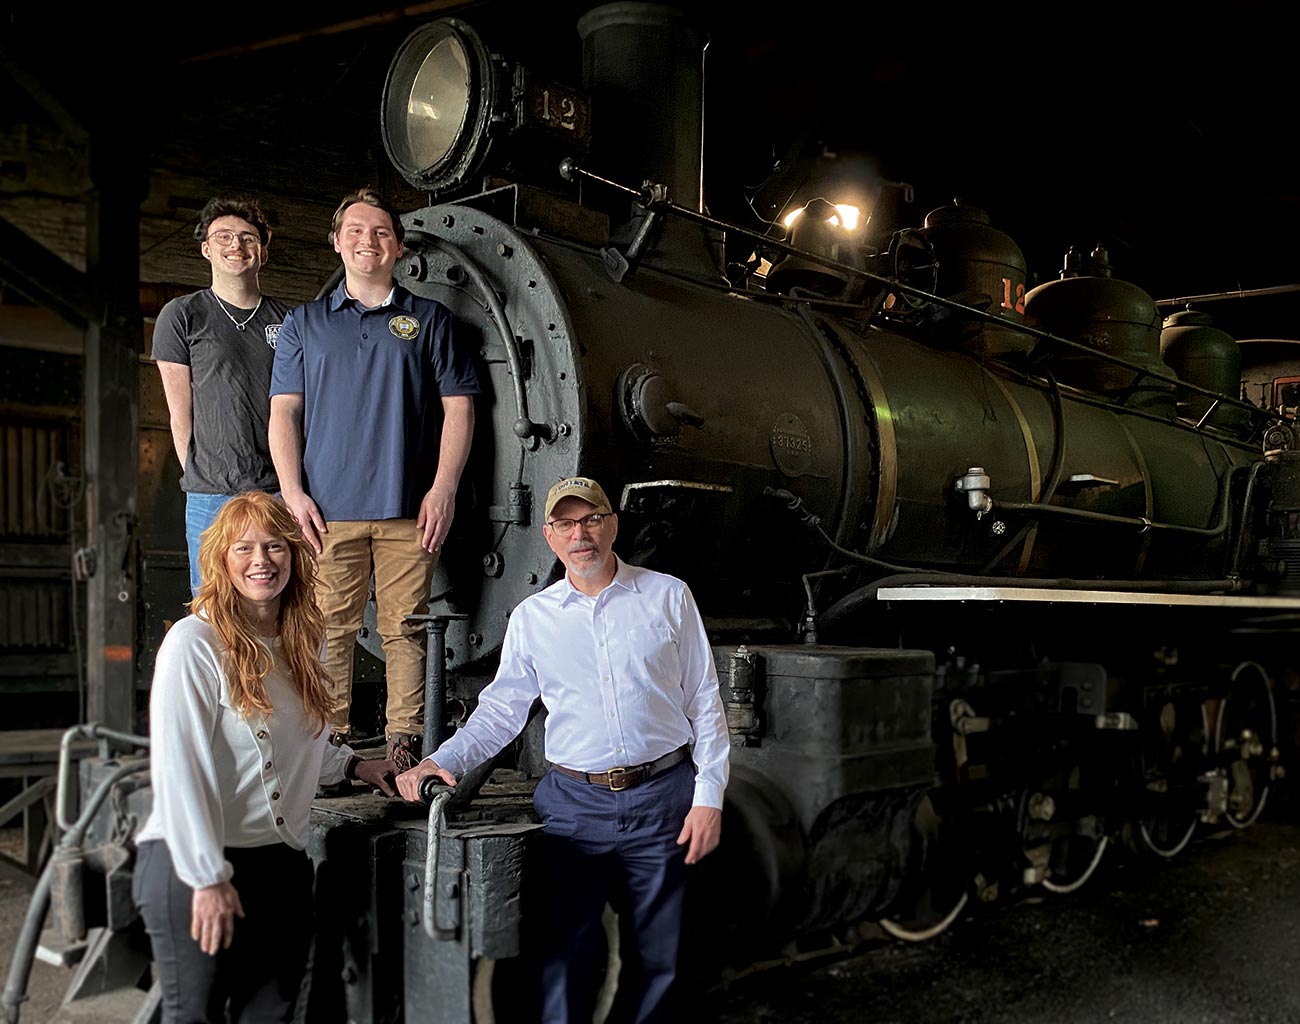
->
[878,795,972,942]
[469,906,620,1023]
[1215,661,1279,829]
[878,890,969,942]
[472,958,498,1023]
[1041,832,1109,894]
[1132,699,1203,859]
[592,904,622,1024]
[1025,765,1111,895]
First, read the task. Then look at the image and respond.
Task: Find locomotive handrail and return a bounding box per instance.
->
[419,781,458,941]
[1156,282,1300,307]
[404,228,552,445]
[558,158,1288,436]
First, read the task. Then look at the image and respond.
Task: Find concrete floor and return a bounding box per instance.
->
[0,830,63,1023]
[7,811,1300,1023]
[703,810,1300,1023]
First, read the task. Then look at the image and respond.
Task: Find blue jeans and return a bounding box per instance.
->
[184,492,238,595]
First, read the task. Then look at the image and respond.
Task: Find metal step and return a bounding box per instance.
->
[35,927,88,968]
[50,982,160,1024]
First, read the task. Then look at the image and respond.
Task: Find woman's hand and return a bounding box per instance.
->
[191,881,245,955]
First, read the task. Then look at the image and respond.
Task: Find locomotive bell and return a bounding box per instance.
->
[921,200,1033,356]
[1160,309,1243,404]
[1023,245,1174,411]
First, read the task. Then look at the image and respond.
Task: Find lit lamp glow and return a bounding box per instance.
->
[783,202,862,231]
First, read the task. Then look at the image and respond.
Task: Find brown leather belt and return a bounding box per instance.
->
[551,745,689,792]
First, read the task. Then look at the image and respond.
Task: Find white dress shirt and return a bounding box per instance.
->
[136,615,351,889]
[429,559,730,808]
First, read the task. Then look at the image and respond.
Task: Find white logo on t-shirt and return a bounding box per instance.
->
[265,324,282,349]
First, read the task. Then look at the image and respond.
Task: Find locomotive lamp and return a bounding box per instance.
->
[381,19,591,196]
[766,197,865,295]
[782,201,862,230]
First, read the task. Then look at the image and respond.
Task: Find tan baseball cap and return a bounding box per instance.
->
[544,476,613,519]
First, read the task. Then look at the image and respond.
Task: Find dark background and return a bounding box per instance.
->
[4,0,1299,335]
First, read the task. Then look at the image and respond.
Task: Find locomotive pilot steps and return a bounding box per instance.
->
[9,4,1300,1022]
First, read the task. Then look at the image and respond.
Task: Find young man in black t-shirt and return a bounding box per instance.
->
[153,196,289,594]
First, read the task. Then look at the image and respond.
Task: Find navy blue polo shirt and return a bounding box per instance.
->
[269,281,480,521]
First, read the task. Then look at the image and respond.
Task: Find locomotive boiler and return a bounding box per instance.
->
[11,4,1300,1022]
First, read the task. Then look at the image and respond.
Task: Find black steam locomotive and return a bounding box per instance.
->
[10,4,1300,1022]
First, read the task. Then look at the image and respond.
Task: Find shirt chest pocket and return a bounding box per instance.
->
[620,626,680,683]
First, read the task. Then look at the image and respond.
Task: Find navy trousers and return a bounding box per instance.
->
[133,840,314,1023]
[533,758,695,1024]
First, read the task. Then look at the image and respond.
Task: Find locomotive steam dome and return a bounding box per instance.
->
[920,200,1032,356]
[1160,309,1242,397]
[1023,245,1171,408]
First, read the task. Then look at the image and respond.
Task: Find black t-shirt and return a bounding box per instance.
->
[152,289,289,494]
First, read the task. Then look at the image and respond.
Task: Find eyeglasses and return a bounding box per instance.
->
[206,230,262,248]
[546,513,611,535]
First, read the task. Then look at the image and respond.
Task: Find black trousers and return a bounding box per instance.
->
[133,840,314,1024]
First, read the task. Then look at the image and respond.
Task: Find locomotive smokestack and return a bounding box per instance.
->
[578,3,706,211]
[578,3,716,274]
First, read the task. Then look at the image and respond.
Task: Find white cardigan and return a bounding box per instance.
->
[136,615,351,889]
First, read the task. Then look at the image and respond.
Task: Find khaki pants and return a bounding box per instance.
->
[315,519,436,738]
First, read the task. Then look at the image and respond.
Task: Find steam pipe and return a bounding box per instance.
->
[407,230,551,444]
[1229,460,1266,577]
[995,469,1234,538]
[58,723,149,830]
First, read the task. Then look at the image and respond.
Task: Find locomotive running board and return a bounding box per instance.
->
[875,586,1300,609]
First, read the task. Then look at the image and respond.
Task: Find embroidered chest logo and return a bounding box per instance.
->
[388,314,420,340]
[265,324,282,349]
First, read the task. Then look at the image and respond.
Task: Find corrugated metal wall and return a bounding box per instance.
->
[0,417,70,541]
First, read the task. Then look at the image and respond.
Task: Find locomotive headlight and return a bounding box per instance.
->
[381,19,498,194]
[381,18,591,196]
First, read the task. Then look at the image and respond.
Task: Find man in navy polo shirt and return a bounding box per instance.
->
[268,187,480,771]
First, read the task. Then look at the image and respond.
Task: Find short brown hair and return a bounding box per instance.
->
[329,187,405,244]
[194,195,272,246]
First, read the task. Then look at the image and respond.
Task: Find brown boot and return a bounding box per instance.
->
[387,732,422,774]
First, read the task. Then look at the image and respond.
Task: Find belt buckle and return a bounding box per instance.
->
[606,766,631,791]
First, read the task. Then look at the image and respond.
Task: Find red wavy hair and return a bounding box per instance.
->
[190,491,333,730]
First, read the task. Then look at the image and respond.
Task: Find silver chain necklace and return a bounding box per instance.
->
[211,290,263,332]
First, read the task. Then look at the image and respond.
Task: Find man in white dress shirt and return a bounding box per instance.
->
[396,475,729,1023]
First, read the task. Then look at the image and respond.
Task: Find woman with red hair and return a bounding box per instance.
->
[133,490,394,1022]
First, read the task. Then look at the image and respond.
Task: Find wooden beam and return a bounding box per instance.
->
[0,217,96,327]
[83,145,147,734]
[178,0,473,62]
[0,43,89,142]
